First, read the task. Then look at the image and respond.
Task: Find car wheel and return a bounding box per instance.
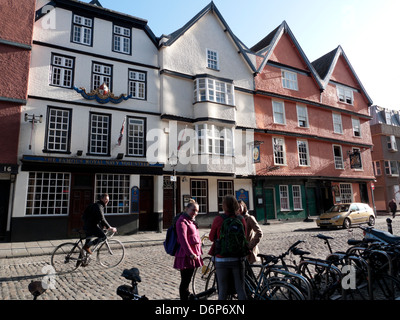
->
[343,218,351,229]
[368,216,375,226]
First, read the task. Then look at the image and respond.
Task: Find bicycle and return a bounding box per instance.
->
[192,254,305,300]
[116,268,148,300]
[51,228,125,274]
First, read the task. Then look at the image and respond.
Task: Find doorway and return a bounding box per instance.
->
[68,174,94,234]
[0,180,10,240]
[139,176,155,231]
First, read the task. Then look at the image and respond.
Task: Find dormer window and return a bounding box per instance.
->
[337,85,354,105]
[282,70,298,90]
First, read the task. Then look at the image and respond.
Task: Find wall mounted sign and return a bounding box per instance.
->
[349,151,362,169]
[22,155,163,168]
[236,188,249,208]
[131,186,139,214]
[253,144,260,163]
[73,83,131,104]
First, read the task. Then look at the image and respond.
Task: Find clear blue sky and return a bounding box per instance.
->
[83,0,400,109]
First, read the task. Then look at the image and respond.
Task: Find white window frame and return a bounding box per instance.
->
[26,172,70,216]
[46,107,71,152]
[297,139,310,166]
[352,118,361,137]
[50,54,74,88]
[273,137,286,165]
[374,161,382,176]
[333,145,344,169]
[332,112,343,134]
[217,180,234,212]
[352,147,363,170]
[113,25,131,54]
[337,85,354,105]
[385,111,392,125]
[279,185,290,211]
[387,135,398,152]
[385,160,399,176]
[72,14,93,46]
[292,185,302,210]
[193,78,234,106]
[339,183,353,204]
[207,49,219,70]
[273,100,286,125]
[191,179,208,214]
[92,63,112,91]
[89,113,110,155]
[128,69,146,100]
[296,104,309,128]
[282,70,298,90]
[195,124,233,156]
[95,174,130,214]
[127,117,145,157]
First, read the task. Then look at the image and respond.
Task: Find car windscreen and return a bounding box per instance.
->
[327,204,350,213]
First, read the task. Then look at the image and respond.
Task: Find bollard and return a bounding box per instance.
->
[387,218,393,234]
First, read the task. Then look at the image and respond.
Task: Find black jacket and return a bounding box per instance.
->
[82,200,111,230]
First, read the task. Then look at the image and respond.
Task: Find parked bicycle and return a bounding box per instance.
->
[51,228,125,274]
[116,268,148,300]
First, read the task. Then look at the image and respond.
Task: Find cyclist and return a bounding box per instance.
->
[82,193,117,254]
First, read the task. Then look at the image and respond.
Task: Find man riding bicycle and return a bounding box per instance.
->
[82,193,117,254]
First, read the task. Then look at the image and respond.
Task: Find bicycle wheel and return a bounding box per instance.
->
[370,274,400,300]
[204,268,218,300]
[51,242,83,274]
[97,239,125,268]
[260,279,305,300]
[192,256,214,296]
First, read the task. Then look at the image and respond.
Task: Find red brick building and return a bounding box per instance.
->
[0,0,36,240]
[251,22,375,222]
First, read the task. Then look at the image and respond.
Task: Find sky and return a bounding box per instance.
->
[83,0,400,109]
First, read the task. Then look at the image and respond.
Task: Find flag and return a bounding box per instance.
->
[118,118,125,146]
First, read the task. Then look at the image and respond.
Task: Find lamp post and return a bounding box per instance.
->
[169,152,178,218]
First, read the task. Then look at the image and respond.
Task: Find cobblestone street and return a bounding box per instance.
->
[0,216,398,300]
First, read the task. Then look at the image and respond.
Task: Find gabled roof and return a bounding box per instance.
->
[251,21,323,90]
[312,45,373,105]
[35,0,158,46]
[159,1,257,73]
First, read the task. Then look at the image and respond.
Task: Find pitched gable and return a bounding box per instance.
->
[160,2,256,74]
[252,21,322,90]
[312,46,372,105]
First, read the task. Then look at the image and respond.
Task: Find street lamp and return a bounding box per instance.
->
[169,152,178,218]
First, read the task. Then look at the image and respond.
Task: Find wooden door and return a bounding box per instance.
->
[68,189,93,234]
[139,176,154,231]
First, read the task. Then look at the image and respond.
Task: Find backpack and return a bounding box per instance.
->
[163,213,182,256]
[216,215,249,257]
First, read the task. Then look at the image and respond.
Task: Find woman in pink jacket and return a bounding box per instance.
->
[173,200,203,300]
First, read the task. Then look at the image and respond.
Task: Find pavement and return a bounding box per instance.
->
[0,214,393,259]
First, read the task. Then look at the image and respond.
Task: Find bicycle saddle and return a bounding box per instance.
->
[368,228,400,244]
[315,234,333,240]
[121,268,142,282]
[292,247,310,256]
[257,254,278,264]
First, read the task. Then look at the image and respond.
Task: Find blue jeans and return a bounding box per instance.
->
[215,257,247,300]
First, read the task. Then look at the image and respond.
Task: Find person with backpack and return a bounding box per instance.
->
[173,199,203,300]
[238,200,263,264]
[209,195,248,300]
